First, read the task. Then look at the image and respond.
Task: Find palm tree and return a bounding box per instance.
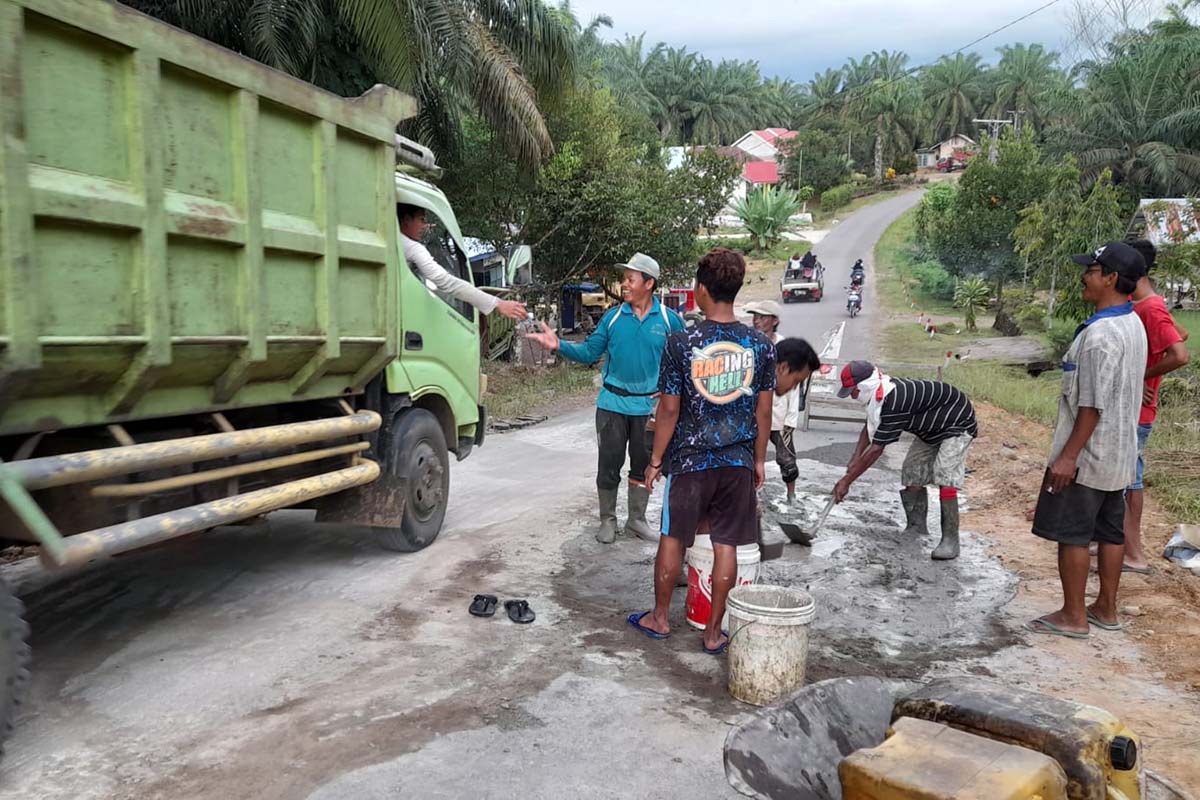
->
[602,34,667,125]
[648,46,701,142]
[804,68,846,121]
[124,0,576,171]
[687,59,756,144]
[1059,21,1200,196]
[990,43,1063,132]
[923,53,986,140]
[850,71,920,183]
[756,77,807,130]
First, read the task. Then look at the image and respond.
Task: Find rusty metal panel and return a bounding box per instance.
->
[0,0,415,435]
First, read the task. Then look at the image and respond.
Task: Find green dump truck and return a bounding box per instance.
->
[0,0,489,746]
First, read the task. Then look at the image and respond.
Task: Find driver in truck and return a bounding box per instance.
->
[399,204,527,321]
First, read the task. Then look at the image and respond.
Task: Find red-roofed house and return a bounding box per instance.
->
[731,128,800,161]
[742,160,779,186]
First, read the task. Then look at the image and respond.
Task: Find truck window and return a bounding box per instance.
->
[416,219,474,320]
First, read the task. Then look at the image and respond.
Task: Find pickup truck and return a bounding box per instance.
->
[781,264,824,303]
[0,0,488,748]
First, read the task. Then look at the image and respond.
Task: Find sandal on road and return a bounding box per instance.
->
[1087,610,1127,631]
[505,599,536,624]
[1025,617,1089,639]
[1121,563,1152,575]
[703,632,729,655]
[469,594,498,617]
[627,611,670,640]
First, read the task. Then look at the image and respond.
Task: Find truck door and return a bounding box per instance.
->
[396,210,481,430]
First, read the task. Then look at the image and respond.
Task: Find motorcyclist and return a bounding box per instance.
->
[846,284,863,316]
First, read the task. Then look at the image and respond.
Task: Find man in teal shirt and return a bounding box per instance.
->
[527,253,686,543]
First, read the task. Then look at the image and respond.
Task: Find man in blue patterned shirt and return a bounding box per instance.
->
[627,248,804,655]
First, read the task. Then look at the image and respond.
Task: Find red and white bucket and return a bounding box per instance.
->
[685,535,761,630]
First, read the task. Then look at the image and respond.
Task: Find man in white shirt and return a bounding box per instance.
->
[398,204,527,321]
[744,300,819,503]
[1027,241,1148,639]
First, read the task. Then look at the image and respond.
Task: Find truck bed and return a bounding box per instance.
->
[0,0,416,436]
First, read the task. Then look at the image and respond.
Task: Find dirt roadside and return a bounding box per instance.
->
[963,402,1200,787]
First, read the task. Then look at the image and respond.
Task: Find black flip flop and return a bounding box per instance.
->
[469,594,498,617]
[504,599,536,624]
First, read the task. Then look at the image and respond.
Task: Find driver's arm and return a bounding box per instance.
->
[402,236,500,315]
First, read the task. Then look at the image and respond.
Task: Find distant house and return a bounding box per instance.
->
[731,128,799,161]
[915,134,979,168]
[727,160,781,206]
[1126,198,1200,246]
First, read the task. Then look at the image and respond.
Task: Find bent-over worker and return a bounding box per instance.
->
[832,361,978,560]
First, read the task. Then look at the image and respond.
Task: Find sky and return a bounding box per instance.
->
[564,0,1075,82]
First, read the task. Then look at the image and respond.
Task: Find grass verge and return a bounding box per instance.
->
[484,360,597,421]
[1176,309,1200,343]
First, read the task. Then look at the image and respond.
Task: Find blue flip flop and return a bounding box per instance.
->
[627,611,670,640]
[703,631,730,655]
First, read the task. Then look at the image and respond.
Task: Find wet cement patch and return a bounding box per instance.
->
[756,456,1020,681]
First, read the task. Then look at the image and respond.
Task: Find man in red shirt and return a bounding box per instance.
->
[1124,240,1190,573]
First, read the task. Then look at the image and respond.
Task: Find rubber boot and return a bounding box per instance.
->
[932,499,960,560]
[899,488,928,537]
[624,484,658,542]
[597,488,619,544]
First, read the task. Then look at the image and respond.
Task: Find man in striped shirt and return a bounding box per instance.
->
[832,361,978,560]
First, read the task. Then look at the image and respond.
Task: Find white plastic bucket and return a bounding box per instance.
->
[685,535,761,631]
[726,584,816,706]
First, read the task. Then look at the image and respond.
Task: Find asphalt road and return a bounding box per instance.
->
[0,191,928,800]
[777,191,924,361]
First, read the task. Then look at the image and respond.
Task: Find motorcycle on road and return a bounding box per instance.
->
[846,286,863,318]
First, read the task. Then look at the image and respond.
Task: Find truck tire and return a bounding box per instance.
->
[0,577,30,755]
[376,409,449,552]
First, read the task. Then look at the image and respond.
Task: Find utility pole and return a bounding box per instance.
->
[973,117,1013,164]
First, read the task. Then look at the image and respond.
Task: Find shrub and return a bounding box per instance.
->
[820,183,855,212]
[1047,322,1076,359]
[893,153,917,175]
[1015,303,1048,332]
[734,186,803,250]
[910,259,956,300]
[954,276,991,332]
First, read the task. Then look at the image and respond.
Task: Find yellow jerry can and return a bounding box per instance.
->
[839,716,1069,800]
[894,679,1141,800]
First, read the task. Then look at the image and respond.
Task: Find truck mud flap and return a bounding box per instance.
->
[313,472,407,528]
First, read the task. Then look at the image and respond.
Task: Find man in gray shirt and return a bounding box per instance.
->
[1028,241,1148,639]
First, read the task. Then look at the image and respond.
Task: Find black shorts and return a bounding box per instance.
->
[1031,474,1125,547]
[661,467,757,548]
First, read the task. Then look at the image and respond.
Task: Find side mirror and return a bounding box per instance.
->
[507,245,532,286]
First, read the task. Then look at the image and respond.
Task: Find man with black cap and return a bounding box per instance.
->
[1027,241,1147,639]
[831,360,978,560]
[526,253,685,544]
[1121,239,1190,574]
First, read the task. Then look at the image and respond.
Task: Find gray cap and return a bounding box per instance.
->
[621,252,660,280]
[837,360,876,398]
[744,300,782,318]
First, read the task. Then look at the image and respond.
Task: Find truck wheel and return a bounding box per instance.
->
[0,577,30,755]
[376,409,449,552]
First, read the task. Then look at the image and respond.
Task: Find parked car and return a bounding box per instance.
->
[936,157,966,172]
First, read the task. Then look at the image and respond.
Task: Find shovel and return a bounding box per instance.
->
[780,495,835,546]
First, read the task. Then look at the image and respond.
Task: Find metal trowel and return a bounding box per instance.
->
[780,495,835,546]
